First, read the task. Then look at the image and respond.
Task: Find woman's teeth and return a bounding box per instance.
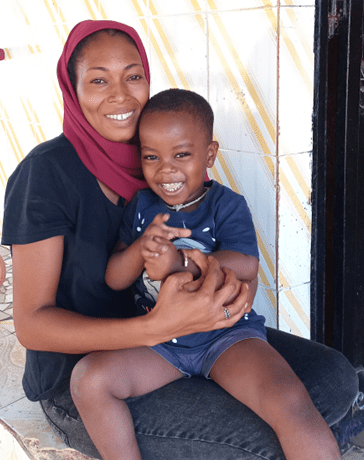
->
[162,183,183,192]
[106,111,133,121]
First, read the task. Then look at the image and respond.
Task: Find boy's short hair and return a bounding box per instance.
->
[140,88,214,141]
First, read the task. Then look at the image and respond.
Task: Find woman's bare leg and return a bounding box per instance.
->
[70,347,183,460]
[210,339,341,460]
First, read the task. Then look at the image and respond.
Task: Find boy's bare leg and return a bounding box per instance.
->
[210,339,341,460]
[70,347,183,460]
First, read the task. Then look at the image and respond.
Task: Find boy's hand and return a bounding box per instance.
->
[140,213,191,259]
[144,241,180,281]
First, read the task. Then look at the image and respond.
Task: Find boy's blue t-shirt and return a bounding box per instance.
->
[118,180,262,347]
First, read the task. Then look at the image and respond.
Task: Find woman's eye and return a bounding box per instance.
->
[91,78,105,84]
[128,75,142,81]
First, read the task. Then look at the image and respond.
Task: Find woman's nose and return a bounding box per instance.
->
[108,81,128,102]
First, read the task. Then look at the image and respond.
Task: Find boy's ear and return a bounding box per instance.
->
[206,140,219,168]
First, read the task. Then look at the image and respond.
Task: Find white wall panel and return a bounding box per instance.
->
[0,0,315,337]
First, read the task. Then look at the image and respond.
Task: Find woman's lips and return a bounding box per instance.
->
[105,111,134,121]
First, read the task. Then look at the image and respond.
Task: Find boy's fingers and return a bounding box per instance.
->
[141,243,169,259]
[142,236,168,251]
[151,213,170,224]
[161,226,191,240]
[148,214,191,240]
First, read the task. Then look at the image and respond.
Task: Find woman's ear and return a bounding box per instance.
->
[206,140,219,168]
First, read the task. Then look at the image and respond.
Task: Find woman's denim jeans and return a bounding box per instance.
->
[40,328,359,460]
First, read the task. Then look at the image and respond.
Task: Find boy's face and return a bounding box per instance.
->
[139,111,218,210]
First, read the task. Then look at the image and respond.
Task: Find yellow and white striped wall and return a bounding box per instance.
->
[0,0,314,338]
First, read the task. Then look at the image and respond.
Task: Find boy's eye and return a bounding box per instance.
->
[176,152,190,158]
[143,155,158,161]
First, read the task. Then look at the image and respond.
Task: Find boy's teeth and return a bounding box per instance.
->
[162,183,183,192]
[106,111,133,121]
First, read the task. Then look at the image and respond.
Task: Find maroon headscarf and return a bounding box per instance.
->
[57,20,149,201]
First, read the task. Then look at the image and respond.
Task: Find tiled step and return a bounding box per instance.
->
[0,245,94,460]
[1,416,95,460]
[0,418,32,460]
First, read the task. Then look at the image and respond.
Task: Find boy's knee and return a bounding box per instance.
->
[266,380,315,429]
[282,383,312,413]
[70,354,107,404]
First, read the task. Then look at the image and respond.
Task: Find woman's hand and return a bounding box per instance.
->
[183,248,257,308]
[146,255,254,345]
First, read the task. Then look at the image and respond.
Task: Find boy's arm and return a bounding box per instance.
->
[181,249,258,283]
[106,213,192,289]
[211,250,259,282]
[105,239,145,290]
[147,247,258,284]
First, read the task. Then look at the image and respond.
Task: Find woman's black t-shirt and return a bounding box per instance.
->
[2,134,134,401]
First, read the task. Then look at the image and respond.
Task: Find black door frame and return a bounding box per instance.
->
[311,0,364,367]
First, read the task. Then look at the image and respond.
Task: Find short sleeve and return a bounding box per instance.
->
[214,190,259,259]
[2,156,76,245]
[117,193,139,246]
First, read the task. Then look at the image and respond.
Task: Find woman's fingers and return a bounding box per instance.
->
[220,266,242,305]
[204,264,241,307]
[202,264,251,327]
[212,282,251,329]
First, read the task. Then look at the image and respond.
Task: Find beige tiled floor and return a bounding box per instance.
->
[0,244,363,459]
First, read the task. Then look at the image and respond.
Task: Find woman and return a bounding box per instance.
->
[2,20,358,460]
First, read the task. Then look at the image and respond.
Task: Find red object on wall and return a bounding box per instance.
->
[0,49,5,61]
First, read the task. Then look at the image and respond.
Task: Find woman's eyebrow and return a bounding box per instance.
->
[87,66,107,72]
[87,63,143,72]
[125,63,143,70]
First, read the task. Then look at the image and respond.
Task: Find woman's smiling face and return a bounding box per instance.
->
[75,32,149,143]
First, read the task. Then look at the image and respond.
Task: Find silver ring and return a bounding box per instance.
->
[224,308,231,319]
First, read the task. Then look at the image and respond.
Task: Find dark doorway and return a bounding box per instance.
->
[311,0,364,367]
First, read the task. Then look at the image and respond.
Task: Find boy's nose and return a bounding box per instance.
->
[158,159,177,174]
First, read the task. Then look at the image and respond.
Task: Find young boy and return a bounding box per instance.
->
[71,89,341,460]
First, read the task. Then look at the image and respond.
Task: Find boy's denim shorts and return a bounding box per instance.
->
[151,315,267,378]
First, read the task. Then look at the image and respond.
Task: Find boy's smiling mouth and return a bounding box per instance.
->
[161,182,184,192]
